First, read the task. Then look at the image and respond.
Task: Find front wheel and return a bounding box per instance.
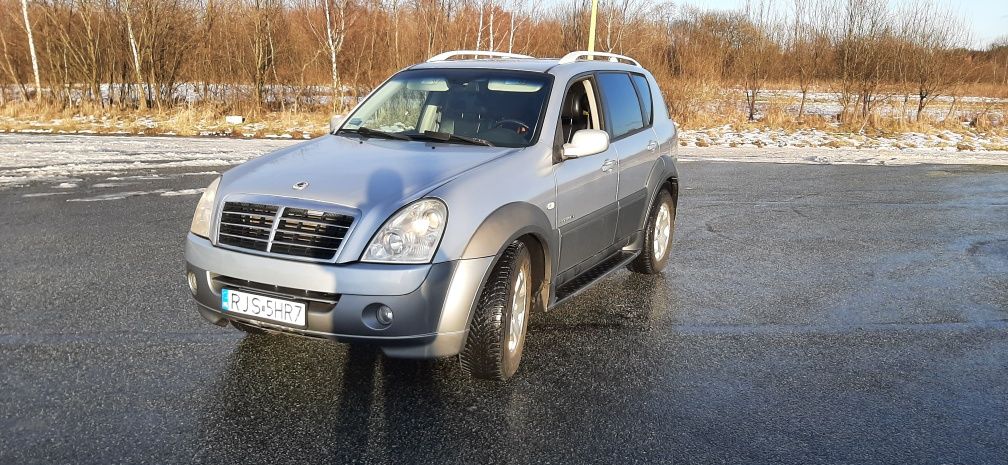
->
[628,189,675,274]
[460,240,532,380]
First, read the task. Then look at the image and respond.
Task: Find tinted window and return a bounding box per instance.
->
[631,74,653,126]
[597,73,644,138]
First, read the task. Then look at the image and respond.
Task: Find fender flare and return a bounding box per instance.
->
[643,157,679,219]
[462,201,556,274]
[459,201,557,323]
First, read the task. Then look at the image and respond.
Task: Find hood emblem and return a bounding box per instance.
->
[292,181,309,191]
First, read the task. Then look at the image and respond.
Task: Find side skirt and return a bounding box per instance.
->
[552,249,640,305]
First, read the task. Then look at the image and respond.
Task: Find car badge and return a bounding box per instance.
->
[292,181,309,190]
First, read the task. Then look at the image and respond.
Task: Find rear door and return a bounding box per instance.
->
[595,72,658,242]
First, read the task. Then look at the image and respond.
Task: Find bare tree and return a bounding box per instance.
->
[19,0,41,99]
[738,0,779,121]
[903,0,967,120]
[121,0,147,108]
[599,0,646,53]
[322,0,351,110]
[789,0,827,122]
[475,1,484,50]
[832,0,894,125]
[489,1,495,51]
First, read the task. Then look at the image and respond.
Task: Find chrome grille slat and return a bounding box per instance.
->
[221,211,274,219]
[270,240,338,250]
[220,213,274,225]
[217,200,354,262]
[219,222,272,231]
[218,232,269,242]
[278,217,351,229]
[271,228,334,239]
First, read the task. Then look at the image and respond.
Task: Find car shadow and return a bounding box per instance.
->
[192,334,541,464]
[191,271,676,464]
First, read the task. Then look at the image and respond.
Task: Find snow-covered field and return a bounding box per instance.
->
[679,126,1008,152]
[754,89,1008,124]
[678,145,1008,165]
[1,133,1007,191]
[0,134,294,187]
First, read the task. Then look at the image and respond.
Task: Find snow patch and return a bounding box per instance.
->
[679,146,1008,166]
[678,127,1008,153]
[161,188,206,196]
[67,189,171,202]
[22,192,71,198]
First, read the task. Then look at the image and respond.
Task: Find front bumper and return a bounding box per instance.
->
[184,233,494,358]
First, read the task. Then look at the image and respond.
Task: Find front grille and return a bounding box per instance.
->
[216,201,353,261]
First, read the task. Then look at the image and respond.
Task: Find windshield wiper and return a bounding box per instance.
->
[339,126,412,141]
[413,131,494,147]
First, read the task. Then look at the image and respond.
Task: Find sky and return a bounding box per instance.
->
[677,0,1007,48]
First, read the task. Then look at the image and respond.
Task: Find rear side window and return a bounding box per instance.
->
[597,73,643,138]
[631,74,653,126]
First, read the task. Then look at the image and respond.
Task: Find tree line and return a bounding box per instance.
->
[1,0,1006,125]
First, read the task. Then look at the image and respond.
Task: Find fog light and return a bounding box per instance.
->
[376,305,394,326]
[187,271,198,296]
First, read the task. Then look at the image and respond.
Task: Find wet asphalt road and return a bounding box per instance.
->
[1,161,1007,465]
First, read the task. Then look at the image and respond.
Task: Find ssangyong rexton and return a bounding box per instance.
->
[185,50,679,380]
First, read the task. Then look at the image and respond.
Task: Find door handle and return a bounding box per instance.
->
[601,159,616,173]
[647,140,659,152]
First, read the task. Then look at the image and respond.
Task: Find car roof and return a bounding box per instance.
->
[407,58,646,76]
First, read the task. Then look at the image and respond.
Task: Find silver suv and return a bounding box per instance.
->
[185,50,679,380]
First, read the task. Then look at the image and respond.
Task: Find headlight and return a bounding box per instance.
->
[362,198,447,264]
[190,176,221,238]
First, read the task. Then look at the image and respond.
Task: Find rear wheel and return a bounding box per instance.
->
[628,189,675,274]
[460,240,532,380]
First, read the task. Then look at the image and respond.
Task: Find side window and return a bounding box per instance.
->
[558,79,602,144]
[631,74,653,126]
[596,73,643,138]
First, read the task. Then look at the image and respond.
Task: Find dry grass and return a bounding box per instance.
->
[0,101,331,138]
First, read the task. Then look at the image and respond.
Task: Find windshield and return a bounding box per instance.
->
[339,69,553,148]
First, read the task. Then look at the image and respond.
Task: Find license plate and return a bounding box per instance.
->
[221,289,306,327]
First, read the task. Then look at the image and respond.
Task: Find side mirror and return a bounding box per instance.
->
[329,115,343,133]
[562,129,609,159]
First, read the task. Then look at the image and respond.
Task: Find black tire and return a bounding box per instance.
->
[231,319,268,335]
[628,188,675,274]
[460,240,533,380]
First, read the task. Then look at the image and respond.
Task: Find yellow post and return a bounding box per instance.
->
[587,0,598,59]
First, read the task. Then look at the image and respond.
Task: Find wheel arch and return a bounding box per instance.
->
[643,157,679,224]
[459,202,556,323]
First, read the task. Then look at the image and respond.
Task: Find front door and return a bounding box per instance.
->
[554,78,618,273]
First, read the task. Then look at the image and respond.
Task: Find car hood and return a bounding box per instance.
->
[221,135,518,211]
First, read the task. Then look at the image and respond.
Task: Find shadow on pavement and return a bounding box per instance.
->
[191,272,674,464]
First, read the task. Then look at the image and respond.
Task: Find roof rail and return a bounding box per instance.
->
[558,51,641,67]
[427,50,534,62]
